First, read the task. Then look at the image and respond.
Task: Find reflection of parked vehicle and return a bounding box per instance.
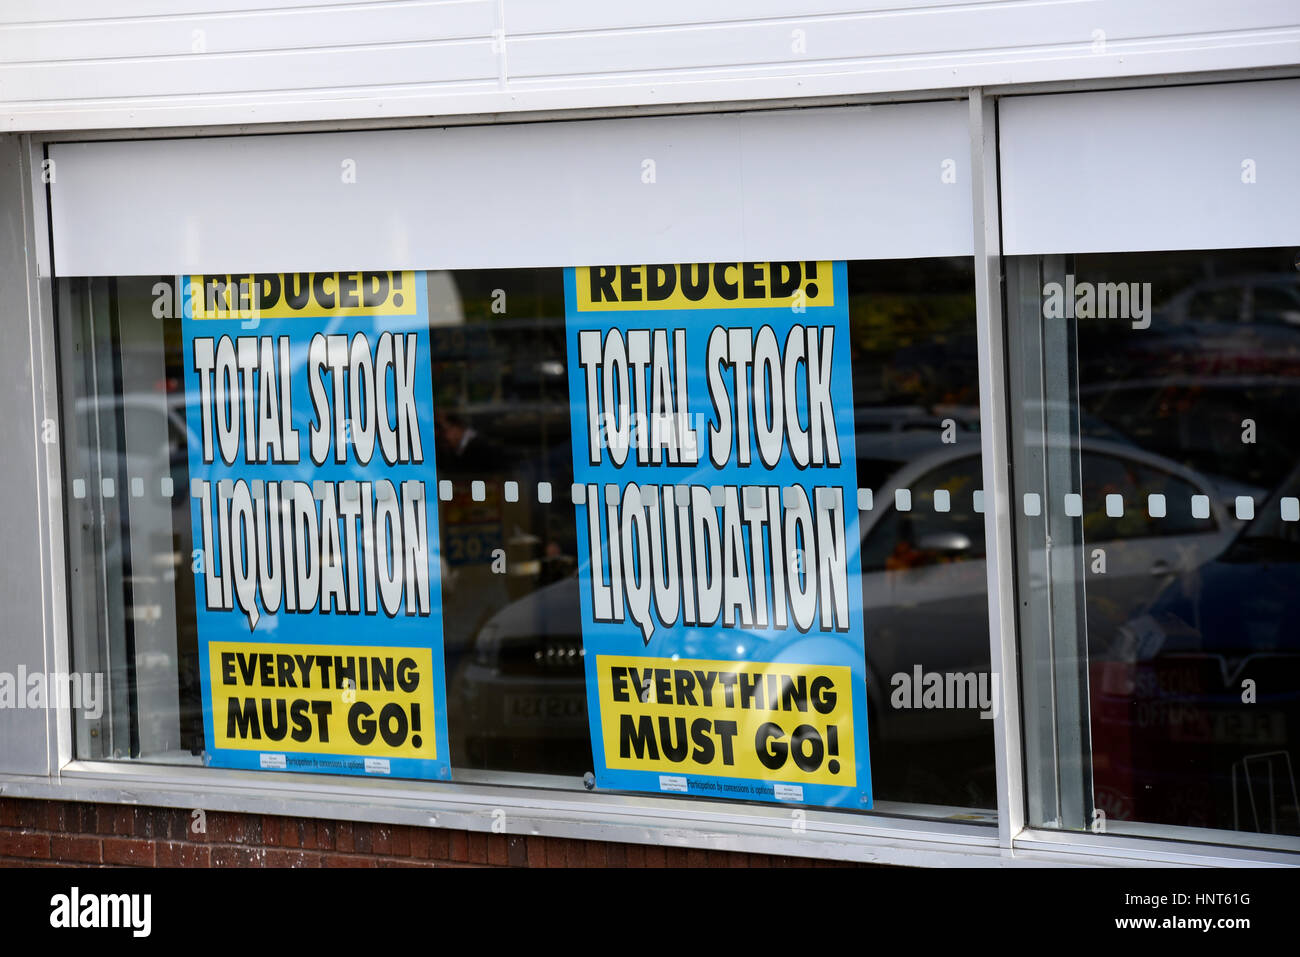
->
[70,393,205,757]
[1096,461,1300,836]
[453,429,1231,808]
[853,432,1231,805]
[1161,275,1300,328]
[1071,274,1300,518]
[452,569,593,773]
[71,392,200,600]
[74,393,196,479]
[854,405,978,435]
[1079,377,1297,507]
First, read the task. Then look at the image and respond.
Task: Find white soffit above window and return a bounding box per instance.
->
[6,1,1300,132]
[1000,78,1300,256]
[48,102,972,276]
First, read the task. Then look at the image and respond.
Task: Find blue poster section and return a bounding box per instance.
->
[180,272,450,780]
[563,262,872,808]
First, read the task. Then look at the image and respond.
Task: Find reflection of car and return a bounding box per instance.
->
[70,393,206,757]
[451,572,592,773]
[453,429,1231,807]
[74,393,197,480]
[854,405,978,435]
[1161,274,1300,328]
[1073,274,1300,517]
[70,392,200,602]
[1095,461,1300,836]
[1079,376,1297,508]
[854,432,1231,805]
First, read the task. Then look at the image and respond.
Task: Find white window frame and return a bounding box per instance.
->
[5,68,1300,868]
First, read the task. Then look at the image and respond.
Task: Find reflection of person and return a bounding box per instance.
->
[434,409,513,475]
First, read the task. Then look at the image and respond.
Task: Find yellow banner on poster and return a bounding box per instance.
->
[574,262,833,311]
[208,641,436,760]
[596,655,856,786]
[189,271,417,319]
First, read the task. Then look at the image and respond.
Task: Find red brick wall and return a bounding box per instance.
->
[0,797,851,867]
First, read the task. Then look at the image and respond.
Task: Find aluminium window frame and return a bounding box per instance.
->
[5,68,1300,868]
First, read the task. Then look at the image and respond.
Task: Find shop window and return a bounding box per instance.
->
[1007,247,1300,844]
[54,257,990,821]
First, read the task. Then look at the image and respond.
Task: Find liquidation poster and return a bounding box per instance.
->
[181,271,451,780]
[564,262,872,808]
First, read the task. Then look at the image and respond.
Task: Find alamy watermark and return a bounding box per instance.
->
[890,666,1000,719]
[0,667,103,719]
[1042,274,1152,329]
[50,887,151,937]
[595,410,704,457]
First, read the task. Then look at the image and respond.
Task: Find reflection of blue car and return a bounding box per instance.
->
[1100,464,1300,836]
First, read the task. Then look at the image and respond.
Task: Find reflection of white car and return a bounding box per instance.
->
[73,393,198,489]
[451,573,592,772]
[856,432,1233,744]
[1078,375,1291,517]
[70,392,199,584]
[1161,274,1300,327]
[452,430,1234,800]
[70,393,203,757]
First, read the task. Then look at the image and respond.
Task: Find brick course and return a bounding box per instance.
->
[0,797,854,867]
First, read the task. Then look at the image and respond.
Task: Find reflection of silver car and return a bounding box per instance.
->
[70,393,204,758]
[856,433,1233,747]
[1161,274,1300,327]
[1078,376,1295,514]
[452,572,591,771]
[453,431,1233,800]
[73,393,197,485]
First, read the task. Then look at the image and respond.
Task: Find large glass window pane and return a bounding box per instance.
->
[1008,248,1300,848]
[55,258,991,823]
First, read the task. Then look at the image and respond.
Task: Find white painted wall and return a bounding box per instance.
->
[3,1,1299,131]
